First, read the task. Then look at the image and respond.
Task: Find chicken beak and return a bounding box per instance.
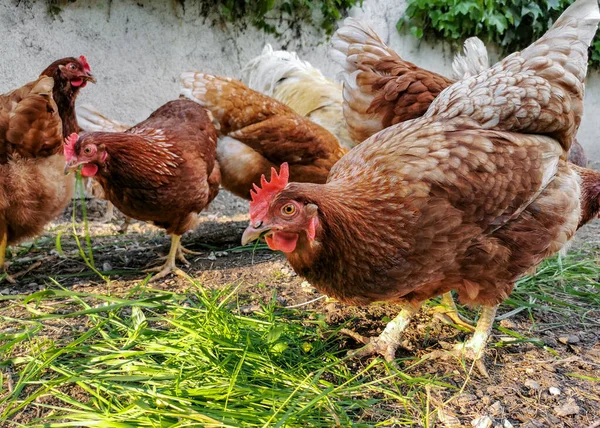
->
[241,223,271,246]
[85,73,97,84]
[64,159,79,175]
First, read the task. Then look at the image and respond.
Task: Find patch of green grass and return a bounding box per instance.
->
[0,282,448,427]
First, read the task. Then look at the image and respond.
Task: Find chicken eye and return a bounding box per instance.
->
[281,204,296,216]
[83,147,92,154]
[69,64,77,70]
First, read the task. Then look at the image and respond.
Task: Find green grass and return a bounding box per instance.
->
[1,186,599,426]
[0,281,451,427]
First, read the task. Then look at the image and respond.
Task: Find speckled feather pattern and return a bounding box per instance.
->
[179,72,345,199]
[330,17,454,145]
[274,0,598,308]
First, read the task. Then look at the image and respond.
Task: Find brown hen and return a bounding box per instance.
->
[179,73,346,200]
[242,0,599,375]
[64,100,219,280]
[0,56,94,282]
[330,18,589,166]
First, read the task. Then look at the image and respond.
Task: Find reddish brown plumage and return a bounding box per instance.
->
[330,18,454,144]
[571,164,600,228]
[245,0,597,313]
[180,73,346,199]
[66,100,219,236]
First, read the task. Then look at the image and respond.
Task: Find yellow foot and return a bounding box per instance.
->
[341,328,400,364]
[423,341,490,377]
[143,261,187,282]
[119,217,131,235]
[1,261,42,284]
[432,307,476,332]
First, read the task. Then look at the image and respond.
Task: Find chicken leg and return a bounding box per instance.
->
[341,305,420,363]
[425,304,498,377]
[431,292,475,331]
[0,229,16,284]
[144,234,189,281]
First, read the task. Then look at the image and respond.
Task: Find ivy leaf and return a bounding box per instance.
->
[454,1,479,16]
[486,12,508,34]
[410,26,424,39]
[521,3,543,21]
[547,0,561,10]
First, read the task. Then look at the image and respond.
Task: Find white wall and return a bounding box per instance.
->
[0,0,597,162]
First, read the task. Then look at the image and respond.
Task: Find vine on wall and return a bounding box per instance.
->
[46,0,360,36]
[398,0,600,67]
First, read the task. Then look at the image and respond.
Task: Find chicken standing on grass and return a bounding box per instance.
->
[179,72,346,200]
[0,56,95,283]
[242,0,600,375]
[330,17,589,167]
[64,99,220,280]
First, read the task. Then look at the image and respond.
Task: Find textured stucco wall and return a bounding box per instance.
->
[0,0,598,162]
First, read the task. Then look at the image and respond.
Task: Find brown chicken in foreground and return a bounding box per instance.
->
[242,0,599,375]
[0,56,95,282]
[330,17,589,167]
[64,100,220,280]
[179,73,346,200]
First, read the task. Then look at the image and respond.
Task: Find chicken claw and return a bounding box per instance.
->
[432,292,476,332]
[424,305,498,377]
[144,234,189,281]
[342,306,419,364]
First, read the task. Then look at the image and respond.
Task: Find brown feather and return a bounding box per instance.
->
[180,73,345,199]
[77,100,219,236]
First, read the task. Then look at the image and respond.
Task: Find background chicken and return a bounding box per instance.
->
[330,17,589,166]
[242,44,354,150]
[64,99,220,280]
[242,0,599,375]
[180,72,345,200]
[0,57,95,282]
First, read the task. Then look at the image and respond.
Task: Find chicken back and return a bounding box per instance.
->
[243,0,600,372]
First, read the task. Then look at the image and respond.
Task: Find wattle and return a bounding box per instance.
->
[265,232,299,253]
[81,164,98,177]
[70,78,84,87]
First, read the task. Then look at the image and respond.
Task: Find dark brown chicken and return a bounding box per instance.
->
[330,17,589,166]
[179,73,346,199]
[242,0,599,375]
[64,99,220,280]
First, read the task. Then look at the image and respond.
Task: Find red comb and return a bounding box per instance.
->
[63,133,79,160]
[79,55,91,72]
[249,163,289,222]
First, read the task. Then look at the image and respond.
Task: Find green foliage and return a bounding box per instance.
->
[399,0,600,67]
[196,0,361,35]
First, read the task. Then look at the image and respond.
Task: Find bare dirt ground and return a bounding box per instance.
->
[2,189,600,428]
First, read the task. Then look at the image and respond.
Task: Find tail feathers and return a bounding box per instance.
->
[521,0,600,83]
[451,37,489,80]
[427,0,600,152]
[77,105,130,133]
[330,17,395,74]
[180,71,291,133]
[242,44,325,96]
